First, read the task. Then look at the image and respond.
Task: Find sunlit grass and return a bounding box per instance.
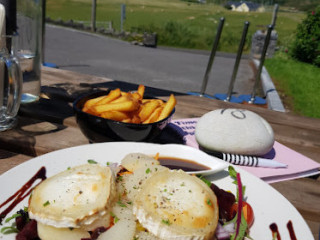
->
[265,54,320,118]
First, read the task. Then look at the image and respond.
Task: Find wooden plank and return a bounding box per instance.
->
[0,149,31,175]
[271,178,320,239]
[0,116,88,157]
[41,66,113,85]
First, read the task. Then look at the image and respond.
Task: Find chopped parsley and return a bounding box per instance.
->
[117,175,123,182]
[117,201,127,208]
[87,159,97,164]
[161,219,171,225]
[110,212,119,223]
[43,200,50,207]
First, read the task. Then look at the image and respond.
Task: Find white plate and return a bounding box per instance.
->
[0,142,314,240]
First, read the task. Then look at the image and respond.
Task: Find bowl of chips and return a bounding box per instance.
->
[73,85,176,143]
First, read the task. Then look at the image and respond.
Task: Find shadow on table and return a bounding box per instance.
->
[0,149,17,159]
[41,80,186,102]
[22,80,186,123]
[8,81,187,156]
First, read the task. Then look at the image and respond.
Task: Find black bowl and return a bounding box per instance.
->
[73,91,175,143]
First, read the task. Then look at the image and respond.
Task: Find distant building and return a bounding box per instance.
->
[227,1,265,12]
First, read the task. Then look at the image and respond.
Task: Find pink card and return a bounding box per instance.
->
[168,118,320,183]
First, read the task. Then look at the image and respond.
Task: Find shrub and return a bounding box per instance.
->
[224,4,232,10]
[290,6,320,67]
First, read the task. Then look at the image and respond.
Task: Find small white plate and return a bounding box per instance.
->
[0,142,314,240]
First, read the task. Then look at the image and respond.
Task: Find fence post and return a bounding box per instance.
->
[120,4,126,32]
[271,4,279,27]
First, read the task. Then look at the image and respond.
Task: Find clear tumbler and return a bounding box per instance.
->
[15,0,43,103]
[0,38,23,131]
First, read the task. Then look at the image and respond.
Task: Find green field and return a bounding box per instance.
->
[46,0,305,53]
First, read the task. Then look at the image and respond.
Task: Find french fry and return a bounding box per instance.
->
[100,111,130,121]
[137,85,145,99]
[95,88,121,105]
[122,118,132,123]
[139,100,160,122]
[155,99,164,105]
[83,95,106,111]
[131,115,141,124]
[83,106,100,115]
[131,92,142,100]
[143,106,163,124]
[82,85,176,124]
[111,95,130,103]
[92,99,139,113]
[141,99,150,104]
[157,94,176,121]
[141,99,164,105]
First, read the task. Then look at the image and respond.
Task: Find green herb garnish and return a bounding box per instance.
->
[110,212,119,223]
[87,159,97,164]
[228,166,246,200]
[0,226,19,234]
[4,213,21,223]
[161,219,171,225]
[196,174,211,187]
[117,201,127,208]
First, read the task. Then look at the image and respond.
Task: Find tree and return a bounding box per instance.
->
[291,6,320,67]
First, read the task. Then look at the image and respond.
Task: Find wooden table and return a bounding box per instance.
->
[1,67,319,239]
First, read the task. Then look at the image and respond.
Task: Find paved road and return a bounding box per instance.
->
[44,24,256,96]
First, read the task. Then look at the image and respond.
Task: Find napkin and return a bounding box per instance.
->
[158,118,320,183]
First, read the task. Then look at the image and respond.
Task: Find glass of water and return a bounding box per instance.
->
[0,39,23,131]
[15,0,43,103]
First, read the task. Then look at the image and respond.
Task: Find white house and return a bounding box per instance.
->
[228,1,265,12]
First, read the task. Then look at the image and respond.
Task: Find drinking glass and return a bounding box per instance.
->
[0,41,23,131]
[15,0,43,103]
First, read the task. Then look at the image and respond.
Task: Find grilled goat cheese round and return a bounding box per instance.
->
[28,164,116,229]
[133,169,218,240]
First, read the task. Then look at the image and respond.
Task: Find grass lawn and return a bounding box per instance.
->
[265,54,320,119]
[46,0,305,53]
